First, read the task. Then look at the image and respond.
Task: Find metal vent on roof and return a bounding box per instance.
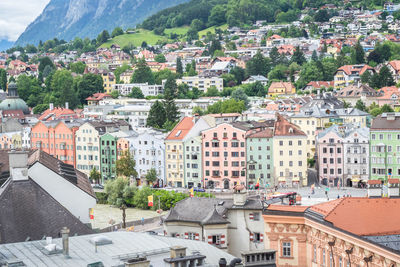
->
[3,259,26,267]
[90,235,113,246]
[175,130,182,137]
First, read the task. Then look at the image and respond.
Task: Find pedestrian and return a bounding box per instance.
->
[141,217,144,226]
[337,195,340,199]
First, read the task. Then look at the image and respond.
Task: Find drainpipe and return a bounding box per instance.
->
[345,247,353,267]
[328,240,335,267]
[364,255,373,267]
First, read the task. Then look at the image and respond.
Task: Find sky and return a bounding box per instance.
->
[0,0,50,42]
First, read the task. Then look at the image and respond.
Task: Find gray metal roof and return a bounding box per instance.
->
[0,232,235,267]
[364,234,400,252]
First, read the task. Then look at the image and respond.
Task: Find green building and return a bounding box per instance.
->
[246,129,274,189]
[184,136,203,188]
[100,133,117,183]
[370,113,400,181]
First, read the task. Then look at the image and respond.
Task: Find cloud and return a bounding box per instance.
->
[0,0,50,42]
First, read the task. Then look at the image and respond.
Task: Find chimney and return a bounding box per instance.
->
[65,102,69,110]
[219,258,227,267]
[170,246,187,259]
[49,103,54,111]
[8,150,29,181]
[233,190,247,206]
[61,227,70,259]
[124,257,150,267]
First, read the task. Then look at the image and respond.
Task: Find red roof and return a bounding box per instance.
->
[274,113,306,136]
[1,110,25,119]
[38,107,77,121]
[312,198,400,236]
[306,81,334,89]
[85,92,111,101]
[165,117,194,141]
[337,64,374,76]
[388,60,400,72]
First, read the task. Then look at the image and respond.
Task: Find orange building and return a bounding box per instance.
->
[31,121,80,167]
[263,197,400,267]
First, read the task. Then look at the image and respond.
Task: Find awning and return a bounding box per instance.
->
[351,178,360,182]
[292,177,300,182]
[278,177,286,182]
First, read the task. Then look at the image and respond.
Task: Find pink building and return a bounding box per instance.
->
[201,121,268,189]
[316,126,344,186]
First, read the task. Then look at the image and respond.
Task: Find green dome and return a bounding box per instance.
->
[0,98,29,114]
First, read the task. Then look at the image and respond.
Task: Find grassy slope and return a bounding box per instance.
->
[101,24,228,48]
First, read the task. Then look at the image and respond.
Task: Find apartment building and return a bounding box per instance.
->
[333,64,375,89]
[273,114,307,187]
[184,135,202,188]
[31,120,80,167]
[113,83,164,97]
[100,133,117,182]
[176,76,223,92]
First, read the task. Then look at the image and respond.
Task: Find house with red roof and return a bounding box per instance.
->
[86,93,112,106]
[386,60,400,83]
[303,81,335,92]
[334,64,375,89]
[38,106,79,121]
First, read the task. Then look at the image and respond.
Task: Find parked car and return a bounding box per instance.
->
[193,187,205,192]
[91,184,104,189]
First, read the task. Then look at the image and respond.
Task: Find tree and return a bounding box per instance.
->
[97,30,110,46]
[145,168,158,184]
[209,39,222,57]
[176,57,183,75]
[314,9,330,22]
[291,46,306,65]
[186,27,199,43]
[231,88,249,109]
[131,59,155,84]
[246,51,270,76]
[51,70,78,109]
[42,65,54,78]
[38,57,55,73]
[69,61,86,74]
[0,69,7,90]
[355,100,367,112]
[354,41,365,64]
[128,87,145,99]
[111,90,119,99]
[361,71,372,84]
[205,86,219,96]
[206,99,246,114]
[111,27,124,38]
[33,104,49,114]
[379,66,395,87]
[104,177,136,207]
[155,54,166,63]
[90,168,101,184]
[244,81,265,97]
[147,100,166,128]
[230,66,246,85]
[114,64,131,83]
[163,77,180,123]
[116,150,138,178]
[76,73,104,104]
[208,5,226,26]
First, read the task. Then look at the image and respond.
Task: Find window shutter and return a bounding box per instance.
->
[176,233,180,238]
[195,233,200,241]
[260,234,264,242]
[249,213,254,220]
[184,232,188,239]
[221,235,225,244]
[250,233,254,241]
[208,236,213,244]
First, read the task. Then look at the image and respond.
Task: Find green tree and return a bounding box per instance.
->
[111,27,124,38]
[268,64,288,80]
[116,150,138,178]
[246,50,270,76]
[208,5,226,26]
[163,77,180,123]
[69,61,86,74]
[361,71,372,84]
[230,66,246,85]
[379,65,395,87]
[355,100,367,112]
[186,27,199,43]
[128,87,145,99]
[354,41,365,64]
[231,88,249,109]
[38,56,55,73]
[291,46,306,65]
[176,57,183,75]
[131,59,155,84]
[111,90,119,99]
[33,104,49,114]
[209,39,222,57]
[244,81,265,97]
[51,70,79,109]
[147,100,166,128]
[97,30,110,46]
[145,168,158,184]
[90,168,101,184]
[205,86,219,96]
[76,73,104,104]
[114,64,131,83]
[0,69,6,90]
[155,54,166,63]
[104,177,136,207]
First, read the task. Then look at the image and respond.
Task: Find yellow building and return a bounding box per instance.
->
[119,70,134,84]
[101,71,116,94]
[273,114,308,186]
[165,117,195,187]
[268,82,296,97]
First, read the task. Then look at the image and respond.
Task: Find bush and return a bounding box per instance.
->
[95,192,108,204]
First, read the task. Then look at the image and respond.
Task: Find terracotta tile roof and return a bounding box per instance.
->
[246,128,273,138]
[306,81,334,89]
[309,198,344,217]
[267,34,282,40]
[85,92,111,101]
[1,109,25,119]
[274,113,306,136]
[165,117,194,141]
[267,205,309,212]
[388,60,400,72]
[38,107,77,121]
[377,86,400,99]
[336,64,374,76]
[321,198,400,236]
[268,82,296,94]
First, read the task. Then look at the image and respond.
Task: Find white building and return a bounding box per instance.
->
[176,76,224,92]
[113,83,164,97]
[107,105,150,128]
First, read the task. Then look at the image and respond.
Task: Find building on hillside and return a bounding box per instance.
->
[85,92,112,106]
[263,197,400,267]
[370,113,400,182]
[268,82,296,97]
[102,71,116,94]
[113,83,164,97]
[386,60,400,83]
[120,69,134,84]
[333,64,375,89]
[163,191,268,258]
[176,76,224,92]
[246,128,274,189]
[335,83,382,106]
[107,105,150,128]
[31,120,80,167]
[302,81,334,92]
[100,133,117,182]
[242,75,269,86]
[38,105,79,121]
[273,114,307,187]
[0,150,95,244]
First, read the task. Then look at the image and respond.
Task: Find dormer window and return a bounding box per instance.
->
[289,128,294,133]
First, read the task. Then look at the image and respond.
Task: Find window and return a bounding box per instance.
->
[253,212,260,221]
[313,245,317,262]
[282,242,291,257]
[212,235,221,245]
[188,232,196,240]
[322,249,326,267]
[279,141,283,146]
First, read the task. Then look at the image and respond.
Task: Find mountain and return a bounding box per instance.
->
[15,0,190,46]
[0,40,14,52]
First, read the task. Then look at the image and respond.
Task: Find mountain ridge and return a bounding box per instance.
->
[15,0,190,46]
